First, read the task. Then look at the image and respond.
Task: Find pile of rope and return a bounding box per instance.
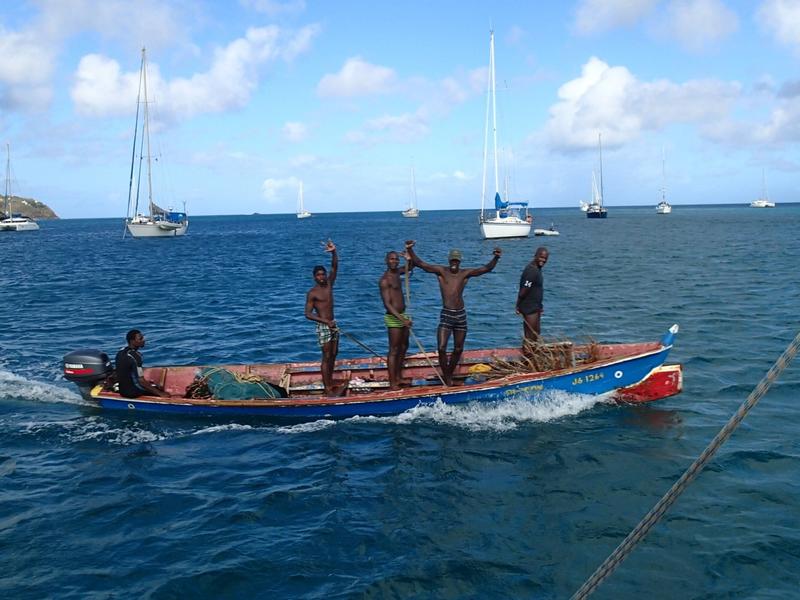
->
[486,337,601,377]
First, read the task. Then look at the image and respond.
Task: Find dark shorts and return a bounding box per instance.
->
[439,308,467,332]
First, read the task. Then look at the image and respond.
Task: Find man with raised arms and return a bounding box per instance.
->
[405,240,501,386]
[305,239,345,396]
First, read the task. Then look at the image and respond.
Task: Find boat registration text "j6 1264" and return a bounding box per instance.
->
[572,373,604,385]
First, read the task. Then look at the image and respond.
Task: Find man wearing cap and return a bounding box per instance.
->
[405,240,502,386]
[516,246,549,347]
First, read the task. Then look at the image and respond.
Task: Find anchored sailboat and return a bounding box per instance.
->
[750,169,775,208]
[296,180,312,219]
[402,166,419,218]
[586,134,607,219]
[125,48,188,238]
[0,143,40,232]
[479,30,531,239]
[656,147,672,214]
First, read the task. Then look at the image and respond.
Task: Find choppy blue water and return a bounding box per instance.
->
[1,205,799,598]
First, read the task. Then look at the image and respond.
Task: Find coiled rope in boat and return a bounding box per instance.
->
[571,329,800,600]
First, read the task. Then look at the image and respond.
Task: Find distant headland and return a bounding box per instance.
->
[1,196,58,219]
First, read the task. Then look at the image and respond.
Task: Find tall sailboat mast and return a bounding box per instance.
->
[142,48,155,219]
[4,143,10,217]
[598,133,604,206]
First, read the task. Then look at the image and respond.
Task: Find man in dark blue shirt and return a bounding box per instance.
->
[115,330,171,398]
[516,247,549,347]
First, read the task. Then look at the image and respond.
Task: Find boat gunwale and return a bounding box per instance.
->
[90,340,673,409]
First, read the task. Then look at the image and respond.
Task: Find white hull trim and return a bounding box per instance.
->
[126,221,188,237]
[480,219,531,239]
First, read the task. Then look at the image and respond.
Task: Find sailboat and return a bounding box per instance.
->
[655,148,672,214]
[1,143,40,232]
[586,134,607,219]
[479,30,531,239]
[296,180,311,219]
[750,170,775,208]
[125,48,188,238]
[402,166,419,218]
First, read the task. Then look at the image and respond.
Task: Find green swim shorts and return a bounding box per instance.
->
[384,312,409,328]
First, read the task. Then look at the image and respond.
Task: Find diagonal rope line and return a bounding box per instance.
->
[572,329,800,600]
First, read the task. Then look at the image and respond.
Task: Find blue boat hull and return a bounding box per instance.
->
[88,328,677,419]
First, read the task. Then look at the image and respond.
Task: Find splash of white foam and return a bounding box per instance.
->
[276,419,338,434]
[0,369,87,406]
[20,415,170,446]
[350,390,614,432]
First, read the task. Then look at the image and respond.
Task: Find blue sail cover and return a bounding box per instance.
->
[166,212,187,222]
[494,192,508,209]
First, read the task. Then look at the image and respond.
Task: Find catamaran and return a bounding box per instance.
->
[478,31,531,239]
[0,143,40,232]
[124,48,188,238]
[750,169,775,208]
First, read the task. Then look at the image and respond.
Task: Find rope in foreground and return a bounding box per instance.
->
[572,329,800,599]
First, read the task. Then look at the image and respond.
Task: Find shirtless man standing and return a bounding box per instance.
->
[405,240,501,386]
[379,250,413,390]
[305,240,343,396]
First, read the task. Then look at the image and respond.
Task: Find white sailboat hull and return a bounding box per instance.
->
[750,199,775,208]
[126,220,188,237]
[0,217,40,231]
[480,217,532,239]
[296,211,312,219]
[655,202,672,214]
[401,208,419,218]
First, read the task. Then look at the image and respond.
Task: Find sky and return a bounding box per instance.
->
[1,0,800,218]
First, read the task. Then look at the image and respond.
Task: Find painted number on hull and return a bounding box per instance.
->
[572,373,604,385]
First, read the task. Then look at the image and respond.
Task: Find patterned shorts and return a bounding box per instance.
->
[439,308,468,332]
[316,323,339,346]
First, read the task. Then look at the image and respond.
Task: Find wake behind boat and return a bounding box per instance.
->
[124,48,188,238]
[63,325,681,419]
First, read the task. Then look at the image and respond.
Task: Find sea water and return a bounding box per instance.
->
[1,206,799,598]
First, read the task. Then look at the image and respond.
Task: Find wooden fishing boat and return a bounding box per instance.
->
[63,326,682,419]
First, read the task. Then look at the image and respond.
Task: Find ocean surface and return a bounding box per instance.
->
[1,205,799,599]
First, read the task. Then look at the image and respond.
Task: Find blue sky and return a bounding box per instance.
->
[1,0,799,218]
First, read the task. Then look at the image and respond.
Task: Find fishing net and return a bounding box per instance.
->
[185,368,287,400]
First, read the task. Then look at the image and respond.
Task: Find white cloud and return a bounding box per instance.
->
[545,56,740,150]
[317,57,397,97]
[665,0,738,52]
[283,121,309,142]
[573,0,659,34]
[345,111,430,145]
[262,176,300,202]
[757,0,800,51]
[0,27,54,110]
[453,170,471,180]
[71,25,320,120]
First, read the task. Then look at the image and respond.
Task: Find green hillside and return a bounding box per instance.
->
[1,196,58,219]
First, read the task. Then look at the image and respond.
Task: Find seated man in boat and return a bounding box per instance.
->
[516,246,549,349]
[304,240,347,397]
[379,250,414,390]
[115,329,172,398]
[405,240,501,386]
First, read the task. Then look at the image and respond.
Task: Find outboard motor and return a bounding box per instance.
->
[63,349,113,400]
